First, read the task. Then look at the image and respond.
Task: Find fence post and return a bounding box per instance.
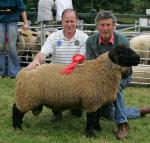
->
[78,20,84,31]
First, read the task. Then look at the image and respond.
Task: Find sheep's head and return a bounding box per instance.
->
[108,45,140,67]
[17,28,41,51]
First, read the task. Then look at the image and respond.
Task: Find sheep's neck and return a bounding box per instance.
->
[86,54,122,87]
[93,53,122,73]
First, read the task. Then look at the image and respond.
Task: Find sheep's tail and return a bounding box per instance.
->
[31,105,43,116]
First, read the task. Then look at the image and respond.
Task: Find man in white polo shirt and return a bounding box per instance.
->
[27,9,88,121]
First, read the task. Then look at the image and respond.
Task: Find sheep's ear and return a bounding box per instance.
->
[32,33,38,37]
[108,49,119,64]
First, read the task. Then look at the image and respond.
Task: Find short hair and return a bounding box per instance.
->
[61,9,78,20]
[95,10,117,26]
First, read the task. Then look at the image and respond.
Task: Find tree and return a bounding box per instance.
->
[24,0,38,10]
[131,0,150,14]
[25,0,150,14]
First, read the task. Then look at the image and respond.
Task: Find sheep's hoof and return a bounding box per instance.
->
[94,127,102,132]
[86,130,96,138]
[94,125,101,132]
[51,114,62,122]
[14,126,22,131]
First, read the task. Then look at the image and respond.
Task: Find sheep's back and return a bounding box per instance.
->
[130,35,150,50]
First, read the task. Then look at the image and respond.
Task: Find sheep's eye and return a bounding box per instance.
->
[32,34,37,37]
[20,33,28,37]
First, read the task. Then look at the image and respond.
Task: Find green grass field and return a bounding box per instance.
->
[0,78,150,143]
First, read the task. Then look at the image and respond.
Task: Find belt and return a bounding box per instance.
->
[0,6,17,15]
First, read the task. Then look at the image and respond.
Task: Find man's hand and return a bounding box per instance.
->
[26,60,41,71]
[23,23,29,30]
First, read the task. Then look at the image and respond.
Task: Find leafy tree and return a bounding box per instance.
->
[24,0,38,10]
[72,0,133,13]
[24,0,150,23]
[131,0,150,14]
[73,0,93,12]
[25,0,149,14]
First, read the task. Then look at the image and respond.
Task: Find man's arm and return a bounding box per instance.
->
[20,11,29,30]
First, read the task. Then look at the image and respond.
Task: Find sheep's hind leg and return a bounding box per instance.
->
[85,112,97,137]
[12,103,25,130]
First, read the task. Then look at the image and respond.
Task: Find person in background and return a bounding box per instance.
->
[27,9,88,121]
[37,0,55,25]
[55,0,73,24]
[86,10,150,140]
[0,0,29,78]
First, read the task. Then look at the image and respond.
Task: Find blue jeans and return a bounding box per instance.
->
[0,22,20,77]
[99,76,141,124]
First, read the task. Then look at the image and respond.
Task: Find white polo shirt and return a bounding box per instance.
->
[41,29,88,64]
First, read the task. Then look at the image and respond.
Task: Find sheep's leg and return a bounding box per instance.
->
[85,112,96,137]
[12,103,25,130]
[51,108,62,122]
[93,110,101,131]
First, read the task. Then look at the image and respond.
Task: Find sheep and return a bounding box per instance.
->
[130,35,150,64]
[132,66,150,84]
[17,28,51,66]
[17,28,40,54]
[12,45,140,137]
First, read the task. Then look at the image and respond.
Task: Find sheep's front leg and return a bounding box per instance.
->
[93,110,101,131]
[12,103,25,130]
[85,112,97,137]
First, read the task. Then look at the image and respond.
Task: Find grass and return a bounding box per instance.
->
[0,78,150,143]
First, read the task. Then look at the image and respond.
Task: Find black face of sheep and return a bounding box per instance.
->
[108,45,140,67]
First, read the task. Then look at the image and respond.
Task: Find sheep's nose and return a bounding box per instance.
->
[133,54,140,66]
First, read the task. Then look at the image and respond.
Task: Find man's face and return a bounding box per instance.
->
[97,18,115,41]
[62,11,77,34]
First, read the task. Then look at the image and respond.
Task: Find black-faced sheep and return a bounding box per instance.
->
[130,35,150,64]
[12,46,140,137]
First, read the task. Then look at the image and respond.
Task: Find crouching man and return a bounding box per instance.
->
[85,10,150,140]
